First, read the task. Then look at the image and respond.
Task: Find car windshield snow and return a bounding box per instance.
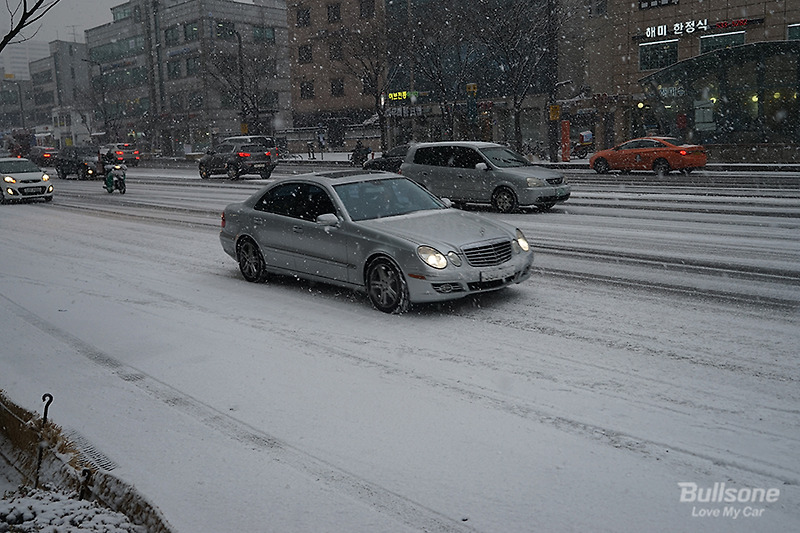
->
[0,160,41,173]
[334,177,446,221]
[479,146,532,168]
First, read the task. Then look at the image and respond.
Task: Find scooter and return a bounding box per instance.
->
[104,163,127,194]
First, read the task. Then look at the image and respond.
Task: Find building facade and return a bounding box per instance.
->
[287,0,386,149]
[575,0,800,155]
[85,0,291,155]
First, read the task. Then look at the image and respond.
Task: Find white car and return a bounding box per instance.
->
[1,158,54,204]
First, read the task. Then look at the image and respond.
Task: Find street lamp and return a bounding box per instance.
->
[233,29,246,134]
[82,58,108,136]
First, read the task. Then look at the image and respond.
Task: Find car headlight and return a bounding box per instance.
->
[527,177,546,187]
[417,246,448,269]
[516,229,530,252]
[447,251,462,267]
[42,174,50,181]
[3,176,15,184]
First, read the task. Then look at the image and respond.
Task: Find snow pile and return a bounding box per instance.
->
[0,487,145,532]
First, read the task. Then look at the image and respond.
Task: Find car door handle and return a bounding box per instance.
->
[292,225,303,234]
[253,217,264,225]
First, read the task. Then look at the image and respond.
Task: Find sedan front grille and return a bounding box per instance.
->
[462,240,513,267]
[546,177,563,185]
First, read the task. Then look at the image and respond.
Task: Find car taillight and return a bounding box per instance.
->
[237,152,250,157]
[679,150,687,156]
[43,153,52,158]
[115,151,124,155]
[220,212,226,228]
[133,150,139,155]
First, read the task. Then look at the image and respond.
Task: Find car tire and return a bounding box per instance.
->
[538,202,556,211]
[226,164,240,180]
[237,238,268,283]
[259,168,273,179]
[366,257,409,314]
[593,158,611,174]
[199,166,211,179]
[653,159,671,176]
[491,187,518,213]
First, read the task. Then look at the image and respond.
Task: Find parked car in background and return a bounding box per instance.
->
[590,136,707,175]
[100,143,140,166]
[399,141,570,213]
[28,146,59,167]
[54,146,101,180]
[363,144,410,172]
[0,157,54,204]
[220,171,534,313]
[199,141,278,179]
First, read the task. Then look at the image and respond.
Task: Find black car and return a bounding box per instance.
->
[54,146,102,180]
[198,142,278,179]
[363,144,410,172]
[28,146,59,167]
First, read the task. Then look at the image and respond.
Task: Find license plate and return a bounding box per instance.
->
[480,264,516,282]
[253,163,265,168]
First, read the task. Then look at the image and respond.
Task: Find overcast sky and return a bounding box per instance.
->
[30,0,116,43]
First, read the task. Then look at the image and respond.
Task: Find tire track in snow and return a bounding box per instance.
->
[0,293,479,533]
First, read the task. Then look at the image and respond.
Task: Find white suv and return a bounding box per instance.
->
[399,141,570,212]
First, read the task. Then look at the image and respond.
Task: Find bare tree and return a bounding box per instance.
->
[205,42,281,136]
[1,0,63,54]
[330,27,397,151]
[469,0,552,150]
[408,0,482,140]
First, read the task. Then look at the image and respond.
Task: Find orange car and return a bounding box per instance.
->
[590,136,707,175]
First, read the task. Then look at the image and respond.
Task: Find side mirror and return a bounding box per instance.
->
[475,162,488,171]
[440,198,453,208]
[316,213,339,226]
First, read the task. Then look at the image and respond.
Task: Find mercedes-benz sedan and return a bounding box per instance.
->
[220,171,534,313]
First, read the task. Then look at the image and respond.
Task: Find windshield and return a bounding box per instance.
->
[0,160,42,173]
[479,146,532,168]
[333,177,446,221]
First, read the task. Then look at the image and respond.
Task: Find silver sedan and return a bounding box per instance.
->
[219,171,534,313]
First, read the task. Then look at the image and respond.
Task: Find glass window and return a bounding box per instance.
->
[300,81,315,100]
[167,60,181,79]
[216,21,236,41]
[297,8,311,27]
[256,183,304,217]
[328,3,341,22]
[360,0,375,18]
[331,78,344,97]
[788,24,800,40]
[186,56,200,76]
[414,146,453,166]
[299,44,313,64]
[253,26,275,43]
[639,39,678,71]
[165,26,180,46]
[700,31,745,54]
[329,41,343,61]
[184,21,199,42]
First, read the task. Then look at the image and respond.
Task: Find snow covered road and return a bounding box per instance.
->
[1,173,798,532]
